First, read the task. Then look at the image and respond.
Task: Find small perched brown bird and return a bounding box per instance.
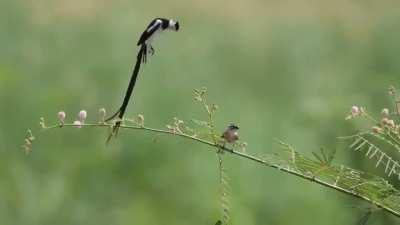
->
[221,124,239,143]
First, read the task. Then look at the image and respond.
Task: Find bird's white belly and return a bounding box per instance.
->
[145,29,162,45]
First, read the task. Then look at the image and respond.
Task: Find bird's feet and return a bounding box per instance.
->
[149,46,155,55]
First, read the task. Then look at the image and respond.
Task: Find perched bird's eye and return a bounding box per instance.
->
[175,22,180,31]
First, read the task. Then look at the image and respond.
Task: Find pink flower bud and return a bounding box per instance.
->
[73,120,82,128]
[372,126,383,134]
[58,111,66,123]
[351,106,360,116]
[387,119,395,128]
[78,110,87,122]
[381,108,389,117]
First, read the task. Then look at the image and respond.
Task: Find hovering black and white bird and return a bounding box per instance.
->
[137,18,180,63]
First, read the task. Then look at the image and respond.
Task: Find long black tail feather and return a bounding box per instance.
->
[116,45,145,120]
[106,44,146,142]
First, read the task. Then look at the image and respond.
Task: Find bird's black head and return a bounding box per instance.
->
[227,124,239,130]
[175,22,180,31]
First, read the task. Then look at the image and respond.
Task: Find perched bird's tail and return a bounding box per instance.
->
[106,45,146,144]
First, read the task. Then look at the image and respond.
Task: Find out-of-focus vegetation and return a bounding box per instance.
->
[1,0,400,224]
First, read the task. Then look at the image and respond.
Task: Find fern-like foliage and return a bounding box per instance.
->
[342,86,400,183]
[347,134,400,178]
[276,141,400,217]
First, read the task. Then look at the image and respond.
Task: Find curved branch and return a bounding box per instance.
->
[40,122,400,219]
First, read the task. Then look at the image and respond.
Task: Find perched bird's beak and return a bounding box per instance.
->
[175,22,180,31]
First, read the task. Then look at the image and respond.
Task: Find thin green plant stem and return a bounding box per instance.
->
[40,122,400,218]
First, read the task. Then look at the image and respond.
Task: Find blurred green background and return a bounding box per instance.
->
[1,0,400,224]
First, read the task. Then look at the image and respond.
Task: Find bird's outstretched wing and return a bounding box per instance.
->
[137,19,162,46]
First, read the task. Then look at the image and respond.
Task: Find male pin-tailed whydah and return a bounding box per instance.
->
[105,18,180,142]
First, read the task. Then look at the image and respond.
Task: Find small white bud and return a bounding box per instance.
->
[99,108,106,123]
[78,110,87,122]
[73,120,82,128]
[381,108,389,117]
[137,114,144,126]
[58,111,66,123]
[351,106,360,117]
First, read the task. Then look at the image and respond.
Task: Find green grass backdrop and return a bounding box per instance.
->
[1,0,400,224]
